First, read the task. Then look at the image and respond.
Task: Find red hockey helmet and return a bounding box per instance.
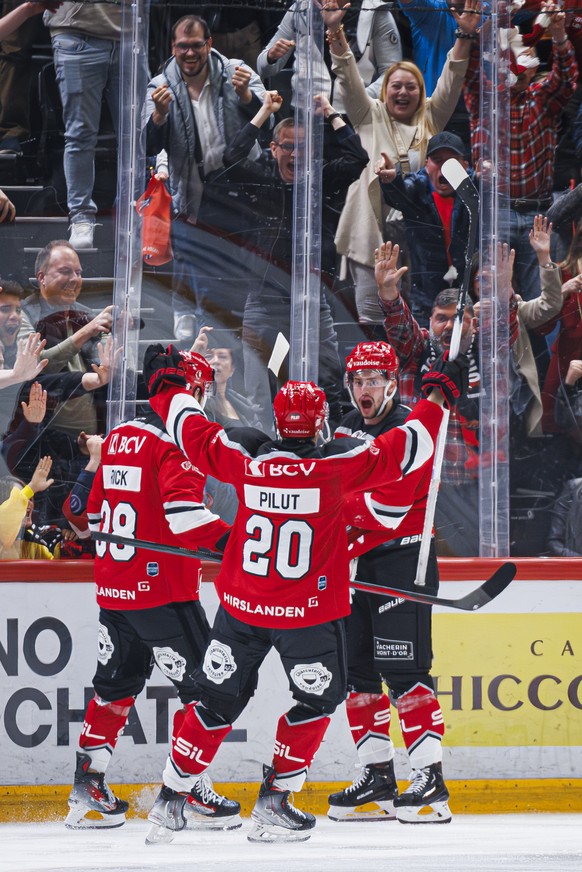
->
[177,350,215,405]
[273,380,328,439]
[345,341,399,415]
[345,341,399,380]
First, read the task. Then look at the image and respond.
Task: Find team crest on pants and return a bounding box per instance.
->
[203,640,237,684]
[153,646,187,681]
[97,624,114,665]
[290,662,332,696]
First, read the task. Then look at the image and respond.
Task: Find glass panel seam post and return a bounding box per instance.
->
[108,0,150,431]
[290,1,324,384]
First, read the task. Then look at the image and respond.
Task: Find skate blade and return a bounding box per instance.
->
[396,800,452,825]
[185,812,242,831]
[64,804,126,830]
[247,822,312,843]
[327,800,396,822]
[145,822,178,846]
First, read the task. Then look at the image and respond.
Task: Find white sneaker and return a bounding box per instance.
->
[69,221,95,249]
[173,314,196,342]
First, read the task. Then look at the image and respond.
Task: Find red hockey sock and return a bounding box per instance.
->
[272,711,330,787]
[171,705,232,777]
[395,683,444,768]
[172,702,197,739]
[80,694,134,755]
[345,691,394,765]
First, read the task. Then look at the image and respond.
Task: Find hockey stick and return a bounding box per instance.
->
[94,530,223,563]
[414,159,479,587]
[355,561,516,611]
[92,532,516,612]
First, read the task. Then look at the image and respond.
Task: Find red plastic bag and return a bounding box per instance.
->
[136,173,173,266]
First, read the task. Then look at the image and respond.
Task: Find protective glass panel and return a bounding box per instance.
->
[0,1,579,562]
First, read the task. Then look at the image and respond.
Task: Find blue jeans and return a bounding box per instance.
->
[242,288,343,433]
[52,32,120,220]
[171,218,254,336]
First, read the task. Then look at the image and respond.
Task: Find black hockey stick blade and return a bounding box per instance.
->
[353,562,517,611]
[92,531,223,563]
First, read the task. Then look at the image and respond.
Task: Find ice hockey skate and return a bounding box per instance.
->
[394,762,452,824]
[145,775,242,845]
[327,761,398,821]
[247,765,316,843]
[64,752,129,830]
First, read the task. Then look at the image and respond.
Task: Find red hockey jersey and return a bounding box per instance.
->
[151,389,444,628]
[87,413,229,610]
[336,407,433,559]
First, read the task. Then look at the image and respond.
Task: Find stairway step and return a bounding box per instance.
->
[2,186,45,213]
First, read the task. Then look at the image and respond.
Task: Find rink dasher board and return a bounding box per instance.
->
[0,576,581,786]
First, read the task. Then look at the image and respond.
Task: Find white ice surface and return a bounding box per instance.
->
[1,814,580,872]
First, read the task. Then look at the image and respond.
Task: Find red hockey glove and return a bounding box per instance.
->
[143,343,187,397]
[421,352,469,408]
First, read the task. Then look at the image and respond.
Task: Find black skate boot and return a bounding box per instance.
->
[145,775,241,845]
[327,760,398,822]
[394,762,452,824]
[64,752,129,830]
[247,765,316,843]
[185,773,242,830]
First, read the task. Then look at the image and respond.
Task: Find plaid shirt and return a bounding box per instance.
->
[380,293,520,484]
[464,41,578,198]
[380,294,479,484]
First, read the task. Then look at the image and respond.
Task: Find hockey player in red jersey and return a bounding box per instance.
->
[65,351,241,832]
[142,343,468,844]
[329,340,451,825]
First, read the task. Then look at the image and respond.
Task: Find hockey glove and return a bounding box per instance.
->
[143,343,187,397]
[421,352,469,408]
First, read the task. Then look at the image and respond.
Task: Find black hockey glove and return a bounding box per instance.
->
[143,343,187,397]
[421,352,469,408]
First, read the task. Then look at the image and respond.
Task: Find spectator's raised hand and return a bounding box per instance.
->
[151,83,173,124]
[74,305,113,348]
[231,65,252,103]
[28,455,54,494]
[90,335,113,387]
[565,359,582,386]
[85,434,104,472]
[498,242,516,299]
[317,0,349,33]
[0,188,15,223]
[450,0,481,35]
[374,152,397,185]
[546,2,567,42]
[12,333,48,383]
[251,90,283,128]
[190,325,213,355]
[267,38,295,63]
[21,381,47,424]
[529,214,553,262]
[374,241,408,302]
[561,273,582,298]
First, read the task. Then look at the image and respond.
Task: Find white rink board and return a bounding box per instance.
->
[1,578,580,786]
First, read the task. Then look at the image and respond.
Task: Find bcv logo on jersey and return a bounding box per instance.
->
[108,434,147,454]
[245,458,317,478]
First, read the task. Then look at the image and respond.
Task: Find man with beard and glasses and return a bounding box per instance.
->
[374,240,481,556]
[144,14,268,343]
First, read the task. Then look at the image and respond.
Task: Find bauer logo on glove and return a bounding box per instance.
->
[421,352,469,408]
[143,343,188,397]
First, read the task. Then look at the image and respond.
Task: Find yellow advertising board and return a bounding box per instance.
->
[388,613,582,747]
